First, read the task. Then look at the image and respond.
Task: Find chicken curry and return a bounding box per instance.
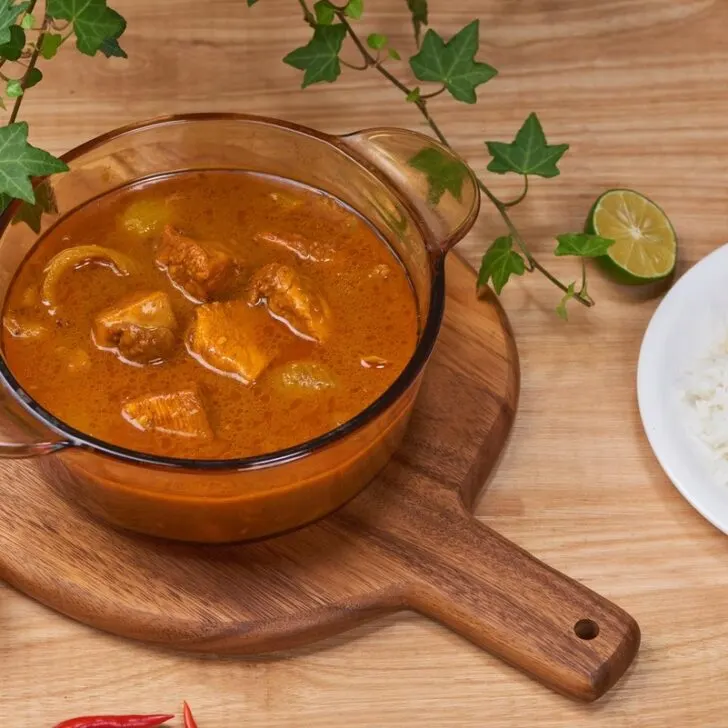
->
[1,171,419,459]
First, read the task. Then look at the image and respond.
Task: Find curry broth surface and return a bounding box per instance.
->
[2,171,419,459]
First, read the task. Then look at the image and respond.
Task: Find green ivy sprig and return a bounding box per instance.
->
[0,0,127,228]
[247,0,614,318]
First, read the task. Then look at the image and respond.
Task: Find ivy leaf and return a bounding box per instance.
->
[367,32,387,49]
[20,11,32,28]
[406,86,421,103]
[554,232,615,257]
[283,24,347,88]
[409,147,468,205]
[477,235,526,294]
[246,0,259,5]
[406,0,427,46]
[5,78,21,97]
[314,0,334,25]
[0,122,68,204]
[46,0,126,57]
[409,21,497,104]
[40,32,63,59]
[0,24,25,60]
[0,0,28,45]
[486,113,569,178]
[555,282,576,320]
[344,0,362,19]
[11,179,58,232]
[388,47,400,60]
[99,34,126,57]
[24,66,41,88]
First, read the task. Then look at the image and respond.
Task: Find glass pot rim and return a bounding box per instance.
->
[0,112,453,471]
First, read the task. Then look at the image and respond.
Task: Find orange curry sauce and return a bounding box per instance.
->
[1,171,419,459]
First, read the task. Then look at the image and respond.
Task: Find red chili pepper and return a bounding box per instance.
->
[183,702,199,728]
[53,715,174,728]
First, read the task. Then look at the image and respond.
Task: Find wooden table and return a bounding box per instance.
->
[2,0,727,725]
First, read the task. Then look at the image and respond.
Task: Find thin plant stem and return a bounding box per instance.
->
[336,10,594,308]
[502,175,529,208]
[8,18,45,125]
[340,58,368,71]
[297,0,316,27]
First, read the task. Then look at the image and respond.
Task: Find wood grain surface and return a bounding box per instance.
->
[0,253,639,703]
[0,0,726,725]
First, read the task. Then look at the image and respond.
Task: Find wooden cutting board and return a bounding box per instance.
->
[0,253,639,703]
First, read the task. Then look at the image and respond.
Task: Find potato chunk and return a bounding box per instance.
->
[119,199,172,236]
[246,263,331,343]
[122,387,213,439]
[3,313,48,339]
[269,361,336,396]
[156,225,237,302]
[94,290,178,364]
[186,300,275,384]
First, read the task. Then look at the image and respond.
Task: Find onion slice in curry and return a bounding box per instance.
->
[41,245,137,310]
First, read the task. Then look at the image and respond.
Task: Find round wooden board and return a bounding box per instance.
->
[0,254,639,702]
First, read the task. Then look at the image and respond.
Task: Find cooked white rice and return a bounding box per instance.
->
[681,335,728,484]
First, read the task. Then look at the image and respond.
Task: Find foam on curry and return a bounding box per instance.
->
[1,171,419,459]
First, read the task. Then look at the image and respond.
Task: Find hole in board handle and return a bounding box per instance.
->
[574,619,600,640]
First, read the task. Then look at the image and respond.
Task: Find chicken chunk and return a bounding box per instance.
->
[156,225,237,302]
[186,300,276,384]
[94,290,178,364]
[246,263,331,343]
[122,387,213,439]
[254,231,336,264]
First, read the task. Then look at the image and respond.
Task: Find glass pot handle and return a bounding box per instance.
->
[0,383,71,458]
[340,127,480,255]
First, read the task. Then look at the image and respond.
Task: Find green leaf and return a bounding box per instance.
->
[5,78,21,97]
[388,47,400,60]
[20,10,32,28]
[406,86,421,103]
[555,282,576,320]
[99,34,126,57]
[0,24,25,61]
[46,0,126,57]
[477,235,526,294]
[24,66,41,88]
[0,122,68,204]
[283,24,347,88]
[246,0,259,5]
[367,32,387,49]
[406,0,427,46]
[409,146,468,205]
[40,32,63,59]
[409,21,496,104]
[554,232,615,257]
[0,0,28,45]
[11,178,58,232]
[486,113,569,178]
[314,0,334,25]
[344,0,363,19]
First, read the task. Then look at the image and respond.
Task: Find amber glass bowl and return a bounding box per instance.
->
[0,114,480,543]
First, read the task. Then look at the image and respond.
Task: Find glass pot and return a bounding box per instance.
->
[0,114,480,543]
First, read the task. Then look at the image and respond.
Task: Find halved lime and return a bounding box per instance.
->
[587,189,677,285]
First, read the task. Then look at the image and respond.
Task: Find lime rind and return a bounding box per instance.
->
[587,188,677,286]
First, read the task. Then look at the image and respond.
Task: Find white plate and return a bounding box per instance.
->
[638,242,728,534]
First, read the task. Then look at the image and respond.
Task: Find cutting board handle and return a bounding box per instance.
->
[400,500,640,702]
